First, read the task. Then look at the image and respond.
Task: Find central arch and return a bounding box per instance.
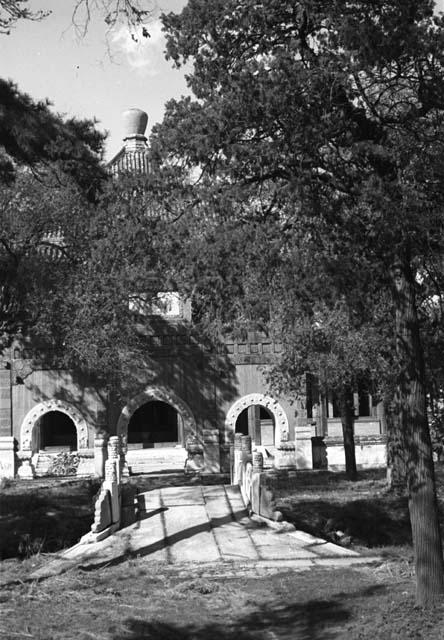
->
[225,393,289,446]
[117,386,197,445]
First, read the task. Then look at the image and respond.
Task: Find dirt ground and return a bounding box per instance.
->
[2,469,444,639]
[1,560,444,639]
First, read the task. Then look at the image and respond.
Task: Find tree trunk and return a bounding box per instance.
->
[392,258,444,606]
[340,384,357,480]
[385,396,407,494]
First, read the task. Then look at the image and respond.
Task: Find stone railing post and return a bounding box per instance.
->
[251,451,264,514]
[108,435,121,483]
[119,433,130,477]
[94,434,108,478]
[239,436,253,504]
[241,435,252,461]
[233,433,243,485]
[253,451,264,473]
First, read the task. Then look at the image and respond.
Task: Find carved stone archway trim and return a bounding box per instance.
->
[225,393,289,445]
[20,400,89,452]
[116,386,197,445]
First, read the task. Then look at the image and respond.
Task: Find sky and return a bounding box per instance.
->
[0,0,189,159]
[2,1,444,160]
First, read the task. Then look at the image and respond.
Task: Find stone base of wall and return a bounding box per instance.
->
[126,446,187,475]
[0,437,16,478]
[77,449,95,476]
[325,435,387,470]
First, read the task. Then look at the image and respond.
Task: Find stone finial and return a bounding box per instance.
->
[122,108,148,137]
[122,108,148,153]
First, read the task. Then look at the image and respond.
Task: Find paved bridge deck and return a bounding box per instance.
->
[30,484,371,580]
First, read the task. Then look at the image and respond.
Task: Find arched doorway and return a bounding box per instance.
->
[117,386,196,473]
[226,393,289,446]
[127,400,184,449]
[235,405,275,446]
[38,411,77,451]
[20,400,89,453]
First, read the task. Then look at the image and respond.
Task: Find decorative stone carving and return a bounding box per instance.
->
[241,435,252,453]
[234,433,243,451]
[105,458,118,484]
[185,435,204,474]
[253,451,264,472]
[20,400,89,453]
[117,385,197,443]
[225,394,289,445]
[108,436,121,460]
[274,442,296,469]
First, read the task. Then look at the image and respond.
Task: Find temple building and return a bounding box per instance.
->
[0,108,387,480]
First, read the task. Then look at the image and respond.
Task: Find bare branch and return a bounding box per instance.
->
[70,0,156,40]
[0,0,49,35]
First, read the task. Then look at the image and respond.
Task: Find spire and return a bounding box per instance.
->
[122,108,148,153]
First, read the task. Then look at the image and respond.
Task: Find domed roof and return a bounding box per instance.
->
[122,108,148,138]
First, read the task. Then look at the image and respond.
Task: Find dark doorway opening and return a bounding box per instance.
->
[235,405,275,446]
[127,401,183,448]
[39,411,77,451]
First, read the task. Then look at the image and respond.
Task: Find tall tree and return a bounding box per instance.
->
[150,0,444,605]
[0,79,107,197]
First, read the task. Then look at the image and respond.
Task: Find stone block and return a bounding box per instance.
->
[76,451,95,477]
[251,471,261,515]
[274,444,296,469]
[295,437,313,469]
[0,437,15,478]
[259,482,277,520]
[94,436,108,478]
[103,480,120,524]
[203,442,220,473]
[91,489,112,533]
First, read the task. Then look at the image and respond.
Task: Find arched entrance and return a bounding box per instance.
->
[117,386,196,474]
[225,393,289,446]
[38,411,77,451]
[127,400,184,448]
[20,400,89,453]
[235,405,275,446]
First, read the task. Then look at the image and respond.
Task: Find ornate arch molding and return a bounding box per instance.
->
[116,385,197,443]
[20,400,89,452]
[225,393,289,445]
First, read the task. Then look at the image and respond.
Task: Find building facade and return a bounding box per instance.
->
[0,109,386,479]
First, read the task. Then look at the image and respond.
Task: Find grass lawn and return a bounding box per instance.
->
[1,466,444,639]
